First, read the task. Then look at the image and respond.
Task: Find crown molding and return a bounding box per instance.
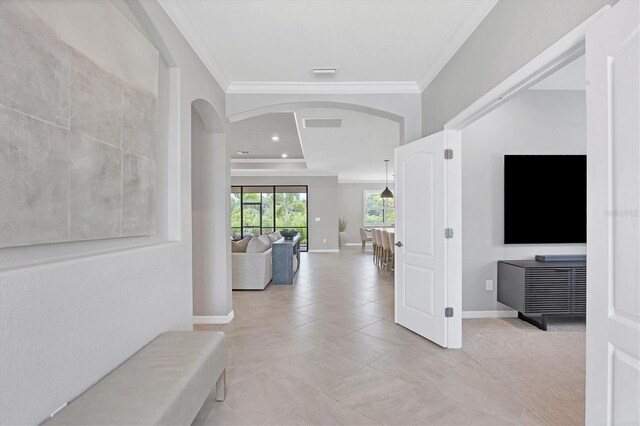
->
[226,81,421,94]
[417,0,498,92]
[160,0,495,95]
[158,0,231,90]
[338,179,395,184]
[230,158,306,163]
[231,169,338,177]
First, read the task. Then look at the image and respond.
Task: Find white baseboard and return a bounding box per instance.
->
[193,311,235,324]
[462,310,518,319]
[308,249,340,253]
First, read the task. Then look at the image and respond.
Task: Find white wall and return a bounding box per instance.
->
[0,1,228,423]
[461,90,586,312]
[231,175,339,251]
[338,183,395,244]
[422,0,615,136]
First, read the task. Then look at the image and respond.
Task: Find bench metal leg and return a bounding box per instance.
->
[215,369,226,401]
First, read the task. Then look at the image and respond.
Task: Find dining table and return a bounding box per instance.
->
[364,228,395,233]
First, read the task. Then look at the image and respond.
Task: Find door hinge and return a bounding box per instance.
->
[444,148,453,160]
[445,307,454,318]
[445,228,454,239]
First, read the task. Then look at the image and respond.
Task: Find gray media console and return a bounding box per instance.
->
[497,260,586,330]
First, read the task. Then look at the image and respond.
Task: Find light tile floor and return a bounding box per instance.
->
[194,247,585,425]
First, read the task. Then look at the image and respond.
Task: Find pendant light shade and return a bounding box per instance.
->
[380,160,394,199]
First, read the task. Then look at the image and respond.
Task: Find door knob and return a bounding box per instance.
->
[395,241,403,247]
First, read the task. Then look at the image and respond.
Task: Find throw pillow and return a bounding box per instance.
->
[246,236,269,253]
[231,236,251,253]
[267,232,281,243]
[258,234,272,248]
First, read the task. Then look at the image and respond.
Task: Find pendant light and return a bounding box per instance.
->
[380,160,394,199]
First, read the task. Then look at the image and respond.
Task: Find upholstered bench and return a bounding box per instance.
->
[47,331,226,425]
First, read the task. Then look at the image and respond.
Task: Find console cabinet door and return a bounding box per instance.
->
[524,267,571,314]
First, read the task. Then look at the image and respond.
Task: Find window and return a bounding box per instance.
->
[231,186,308,250]
[363,190,395,227]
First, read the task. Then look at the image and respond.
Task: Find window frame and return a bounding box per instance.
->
[231,185,309,251]
[363,190,395,227]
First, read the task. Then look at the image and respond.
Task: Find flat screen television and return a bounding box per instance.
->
[504,155,586,244]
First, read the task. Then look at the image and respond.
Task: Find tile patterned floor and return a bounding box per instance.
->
[194,247,585,425]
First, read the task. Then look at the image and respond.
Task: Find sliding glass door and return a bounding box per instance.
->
[231,185,308,250]
[275,187,308,249]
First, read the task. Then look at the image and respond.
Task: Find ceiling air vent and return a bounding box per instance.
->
[312,68,337,76]
[303,118,343,128]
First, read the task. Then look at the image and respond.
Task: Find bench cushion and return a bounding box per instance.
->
[47,331,225,425]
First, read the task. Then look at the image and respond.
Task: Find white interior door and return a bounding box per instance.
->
[585,1,640,424]
[395,131,447,347]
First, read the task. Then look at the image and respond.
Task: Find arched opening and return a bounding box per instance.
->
[190,99,405,323]
[228,102,401,254]
[191,98,233,323]
[227,100,406,144]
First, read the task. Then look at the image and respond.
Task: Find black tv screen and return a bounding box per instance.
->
[504,155,586,244]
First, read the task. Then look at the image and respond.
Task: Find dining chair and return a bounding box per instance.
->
[380,230,391,270]
[387,231,395,272]
[373,229,383,266]
[371,229,378,264]
[360,227,372,252]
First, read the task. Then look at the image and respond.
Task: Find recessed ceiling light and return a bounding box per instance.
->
[281,153,288,158]
[271,135,279,142]
[236,151,251,156]
[312,68,337,76]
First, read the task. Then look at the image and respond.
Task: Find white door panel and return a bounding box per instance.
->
[586,1,640,424]
[395,132,447,347]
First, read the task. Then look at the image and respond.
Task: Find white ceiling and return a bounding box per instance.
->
[227,113,304,159]
[161,1,498,181]
[530,55,585,91]
[160,0,497,91]
[297,108,398,182]
[231,108,398,182]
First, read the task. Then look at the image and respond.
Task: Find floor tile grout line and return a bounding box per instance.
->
[317,391,383,426]
[220,400,252,425]
[461,350,540,419]
[430,356,529,424]
[358,360,520,425]
[262,406,296,425]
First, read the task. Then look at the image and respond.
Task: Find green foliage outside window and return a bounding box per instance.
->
[230,188,308,246]
[364,191,395,226]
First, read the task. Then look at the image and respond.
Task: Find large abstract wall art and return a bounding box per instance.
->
[0,1,159,248]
